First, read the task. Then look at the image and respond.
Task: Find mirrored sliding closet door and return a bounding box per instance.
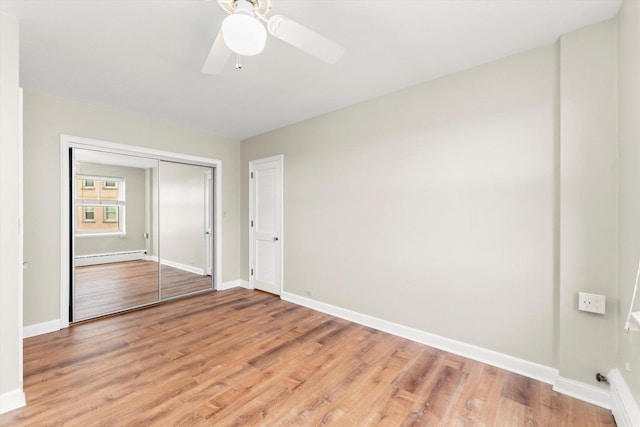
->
[158,161,214,299]
[72,149,160,321]
[71,150,215,322]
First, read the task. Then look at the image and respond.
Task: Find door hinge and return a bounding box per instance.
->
[251,172,253,179]
[251,268,254,276]
[251,220,253,227]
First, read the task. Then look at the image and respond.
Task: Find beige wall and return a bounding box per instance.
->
[0,12,23,407]
[617,0,640,405]
[241,17,627,387]
[558,19,618,386]
[242,44,558,367]
[22,90,241,326]
[12,1,639,409]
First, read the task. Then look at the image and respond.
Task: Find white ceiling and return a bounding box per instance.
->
[0,0,622,141]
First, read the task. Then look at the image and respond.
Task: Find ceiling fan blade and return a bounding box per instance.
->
[267,15,345,64]
[201,30,232,74]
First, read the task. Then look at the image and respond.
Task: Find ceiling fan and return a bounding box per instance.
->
[202,0,345,74]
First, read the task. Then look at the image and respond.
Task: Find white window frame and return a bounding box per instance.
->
[75,175,126,237]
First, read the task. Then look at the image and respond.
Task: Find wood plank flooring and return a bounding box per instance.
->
[2,289,615,426]
[74,260,212,320]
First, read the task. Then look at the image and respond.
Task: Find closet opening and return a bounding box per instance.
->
[60,135,222,325]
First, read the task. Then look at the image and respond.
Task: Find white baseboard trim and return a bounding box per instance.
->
[553,376,611,409]
[75,250,146,266]
[218,280,251,291]
[23,318,61,338]
[157,258,204,276]
[281,292,558,385]
[25,280,250,337]
[609,368,640,427]
[280,292,618,410]
[146,255,204,276]
[0,388,26,414]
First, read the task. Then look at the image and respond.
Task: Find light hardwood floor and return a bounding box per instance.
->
[74,260,213,320]
[2,289,615,426]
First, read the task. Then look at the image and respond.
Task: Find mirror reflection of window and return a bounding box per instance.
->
[76,176,125,235]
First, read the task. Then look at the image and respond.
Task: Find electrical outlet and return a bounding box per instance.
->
[578,292,606,314]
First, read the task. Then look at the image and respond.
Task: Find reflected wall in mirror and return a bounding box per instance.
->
[72,149,159,321]
[158,161,214,299]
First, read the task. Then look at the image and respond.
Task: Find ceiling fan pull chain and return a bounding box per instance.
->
[235,53,243,70]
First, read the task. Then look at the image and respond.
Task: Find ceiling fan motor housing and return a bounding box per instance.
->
[219,0,272,17]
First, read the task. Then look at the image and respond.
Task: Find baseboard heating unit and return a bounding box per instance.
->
[75,250,147,266]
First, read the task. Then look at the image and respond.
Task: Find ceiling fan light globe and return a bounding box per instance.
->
[222,14,266,56]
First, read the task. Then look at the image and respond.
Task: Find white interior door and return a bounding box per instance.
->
[250,156,283,295]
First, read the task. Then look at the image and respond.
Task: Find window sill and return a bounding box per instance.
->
[76,232,127,238]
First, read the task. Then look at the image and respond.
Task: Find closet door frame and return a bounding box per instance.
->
[60,134,222,328]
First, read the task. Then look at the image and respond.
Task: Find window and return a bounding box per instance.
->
[76,175,125,235]
[103,206,118,223]
[82,207,95,222]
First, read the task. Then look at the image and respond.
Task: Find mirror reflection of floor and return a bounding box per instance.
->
[74,259,212,321]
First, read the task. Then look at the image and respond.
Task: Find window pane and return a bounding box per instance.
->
[77,205,120,233]
[103,206,118,223]
[76,177,121,202]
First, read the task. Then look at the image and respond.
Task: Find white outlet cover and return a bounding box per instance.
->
[578,292,606,315]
